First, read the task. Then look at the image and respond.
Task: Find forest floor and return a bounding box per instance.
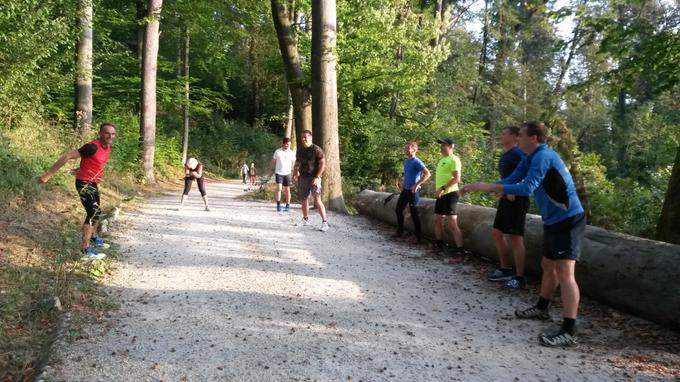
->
[42,180,680,381]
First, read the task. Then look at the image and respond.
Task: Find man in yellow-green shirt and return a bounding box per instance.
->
[433,137,468,263]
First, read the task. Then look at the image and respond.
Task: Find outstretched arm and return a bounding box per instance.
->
[38,150,81,183]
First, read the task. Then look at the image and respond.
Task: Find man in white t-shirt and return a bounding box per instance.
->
[267,137,296,212]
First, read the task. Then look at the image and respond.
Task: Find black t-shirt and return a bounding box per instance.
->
[78,143,98,158]
[296,144,325,177]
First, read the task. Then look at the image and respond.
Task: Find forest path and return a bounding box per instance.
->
[45,180,679,381]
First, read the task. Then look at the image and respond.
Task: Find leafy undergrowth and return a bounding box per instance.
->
[0,178,180,381]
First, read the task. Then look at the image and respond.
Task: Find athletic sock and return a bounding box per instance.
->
[277,201,281,207]
[536,296,550,310]
[500,267,513,272]
[436,240,444,249]
[561,318,576,335]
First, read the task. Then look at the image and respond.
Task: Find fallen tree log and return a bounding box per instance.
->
[355,190,680,330]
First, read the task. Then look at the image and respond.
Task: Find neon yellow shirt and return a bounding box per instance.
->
[435,154,461,193]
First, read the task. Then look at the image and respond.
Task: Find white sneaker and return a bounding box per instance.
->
[296,217,309,227]
[320,221,330,232]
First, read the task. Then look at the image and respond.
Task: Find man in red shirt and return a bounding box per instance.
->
[39,123,116,259]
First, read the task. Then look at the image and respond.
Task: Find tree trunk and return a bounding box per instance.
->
[311,0,347,213]
[284,89,297,150]
[271,0,312,147]
[74,0,93,136]
[656,146,680,244]
[473,0,491,105]
[140,0,163,183]
[181,28,190,166]
[136,0,146,117]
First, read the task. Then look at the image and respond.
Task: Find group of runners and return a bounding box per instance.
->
[395,121,585,347]
[39,120,584,348]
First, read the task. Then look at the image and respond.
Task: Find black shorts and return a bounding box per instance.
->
[543,213,586,261]
[493,196,529,236]
[434,191,459,215]
[298,176,321,200]
[275,173,292,187]
[76,179,101,225]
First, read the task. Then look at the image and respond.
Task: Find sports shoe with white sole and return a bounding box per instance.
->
[320,222,330,232]
[90,237,110,250]
[515,305,550,320]
[295,217,309,227]
[82,248,106,260]
[539,330,578,347]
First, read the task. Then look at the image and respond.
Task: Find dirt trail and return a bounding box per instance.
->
[44,180,679,381]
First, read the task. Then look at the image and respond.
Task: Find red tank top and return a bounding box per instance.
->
[77,139,111,183]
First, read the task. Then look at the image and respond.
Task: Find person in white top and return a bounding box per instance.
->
[267,137,296,212]
[240,162,249,184]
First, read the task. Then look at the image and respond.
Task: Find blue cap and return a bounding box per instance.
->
[436,137,454,145]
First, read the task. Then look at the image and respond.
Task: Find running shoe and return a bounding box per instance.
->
[539,330,578,347]
[82,248,106,260]
[276,204,282,212]
[205,206,211,212]
[320,221,330,232]
[503,277,526,290]
[90,237,110,250]
[488,268,513,281]
[295,217,309,227]
[514,305,550,320]
[284,204,290,212]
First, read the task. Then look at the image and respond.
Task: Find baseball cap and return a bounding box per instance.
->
[436,137,454,145]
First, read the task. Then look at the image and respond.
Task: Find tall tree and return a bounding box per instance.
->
[181,26,190,166]
[657,147,680,244]
[312,0,347,212]
[140,0,163,183]
[74,0,93,135]
[271,0,312,147]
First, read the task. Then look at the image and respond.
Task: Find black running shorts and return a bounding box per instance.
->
[493,196,529,236]
[543,213,586,261]
[434,191,459,215]
[275,173,292,187]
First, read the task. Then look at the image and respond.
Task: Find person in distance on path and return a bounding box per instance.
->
[267,137,296,213]
[179,157,210,212]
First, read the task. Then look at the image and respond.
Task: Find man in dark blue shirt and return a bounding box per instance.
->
[461,121,585,348]
[488,126,530,290]
[394,141,430,243]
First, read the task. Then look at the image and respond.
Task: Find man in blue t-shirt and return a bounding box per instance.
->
[394,141,430,243]
[461,121,585,348]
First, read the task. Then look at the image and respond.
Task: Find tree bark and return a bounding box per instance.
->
[285,88,295,141]
[140,0,163,183]
[74,0,93,136]
[271,0,312,147]
[656,146,680,244]
[181,28,190,166]
[136,0,146,116]
[311,0,347,213]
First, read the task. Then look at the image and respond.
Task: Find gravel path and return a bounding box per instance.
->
[44,181,680,381]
